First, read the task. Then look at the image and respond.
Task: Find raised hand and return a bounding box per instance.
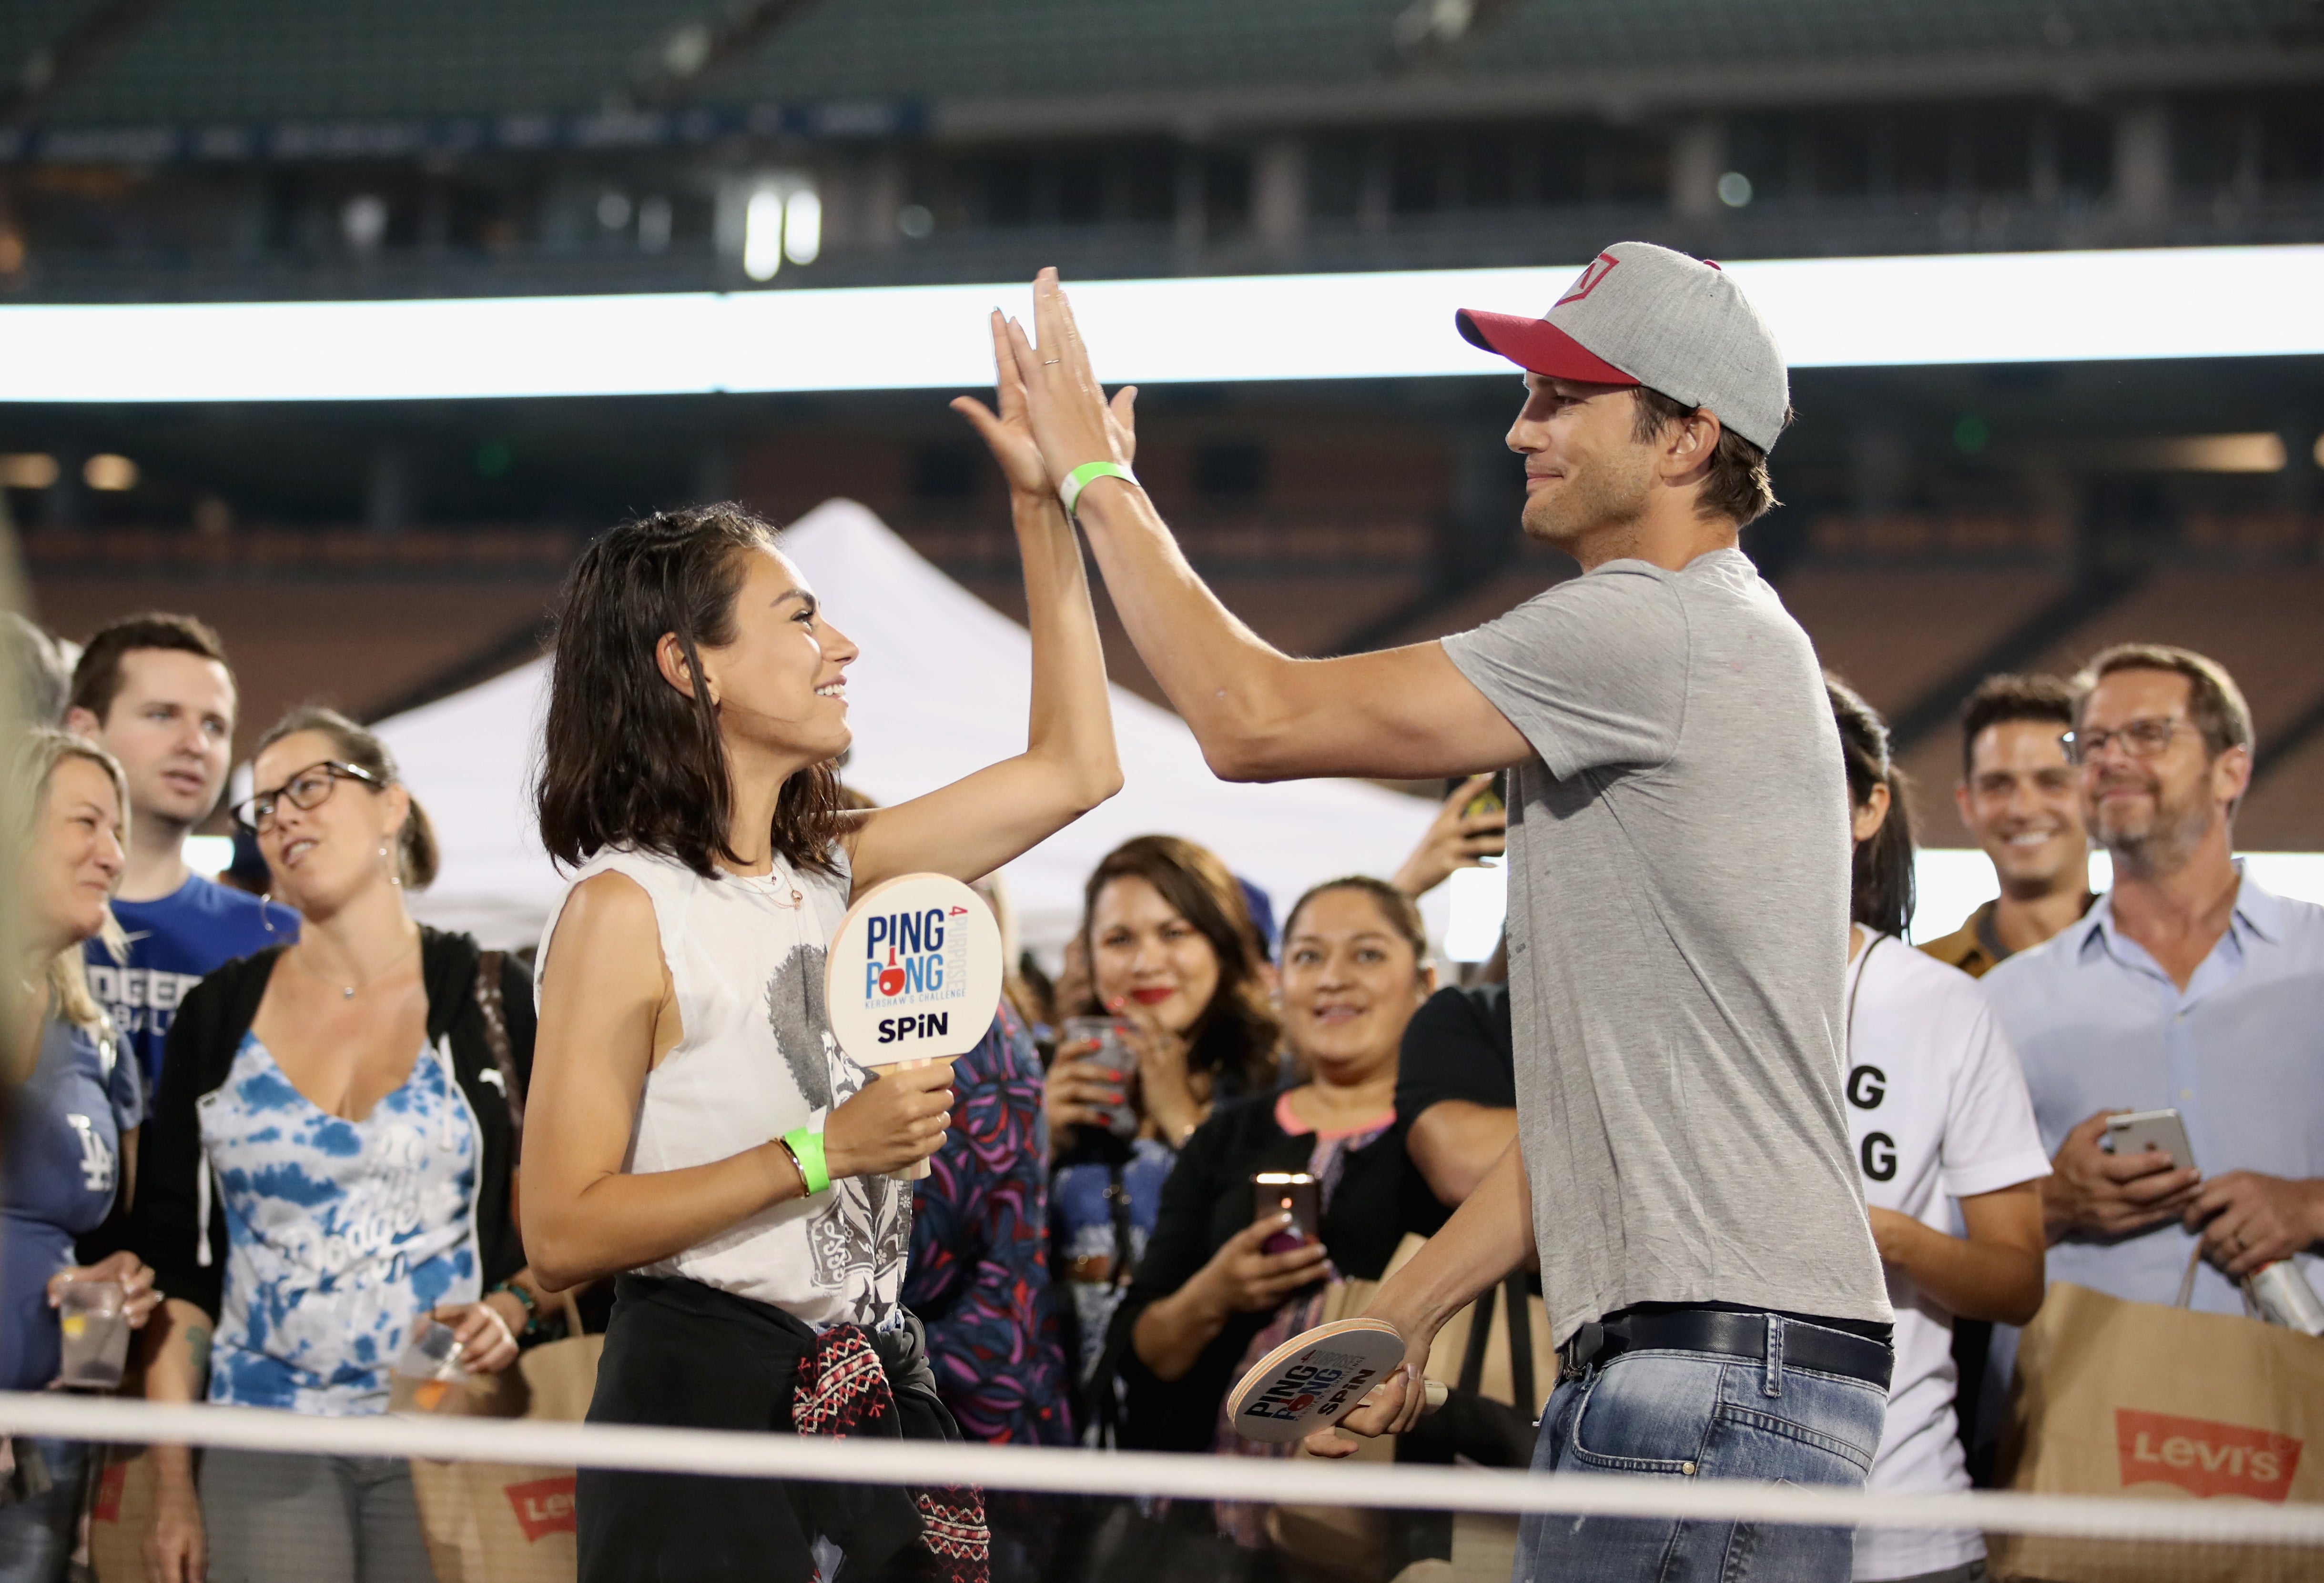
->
[1392,772,1508,898]
[1002,268,1139,492]
[950,309,1054,499]
[1044,1035,1124,1142]
[1115,996,1203,1149]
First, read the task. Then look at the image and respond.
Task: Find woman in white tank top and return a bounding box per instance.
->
[521,318,1125,1583]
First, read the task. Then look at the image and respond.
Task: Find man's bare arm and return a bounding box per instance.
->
[1075,485,1534,780]
[1004,271,1533,783]
[1408,1100,1520,1208]
[1306,1136,1536,1456]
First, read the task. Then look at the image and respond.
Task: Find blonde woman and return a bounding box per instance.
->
[1,729,160,1582]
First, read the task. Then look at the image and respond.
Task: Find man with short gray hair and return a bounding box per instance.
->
[1984,643,2324,1319]
[999,243,1893,1582]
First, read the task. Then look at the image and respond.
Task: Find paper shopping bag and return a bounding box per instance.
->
[1989,1280,2324,1583]
[407,1300,604,1583]
[88,1442,158,1582]
[407,1458,580,1583]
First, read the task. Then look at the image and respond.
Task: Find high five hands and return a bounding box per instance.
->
[968,270,1139,501]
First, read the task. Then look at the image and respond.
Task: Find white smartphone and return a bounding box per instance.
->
[2105,1108,2197,1172]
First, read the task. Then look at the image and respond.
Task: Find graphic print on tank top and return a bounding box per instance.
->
[546,846,907,1328]
[764,939,913,1314]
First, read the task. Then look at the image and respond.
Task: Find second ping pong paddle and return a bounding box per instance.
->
[1225,1317,1449,1444]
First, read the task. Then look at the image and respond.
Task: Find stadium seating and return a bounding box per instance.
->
[30,572,561,751]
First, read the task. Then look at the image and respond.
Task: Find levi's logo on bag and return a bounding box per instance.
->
[504,1474,578,1541]
[2116,1409,2303,1502]
[93,1460,126,1523]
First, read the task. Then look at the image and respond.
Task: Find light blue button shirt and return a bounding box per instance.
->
[1981,868,2324,1317]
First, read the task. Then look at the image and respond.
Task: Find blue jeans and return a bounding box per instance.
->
[0,1439,87,1583]
[1515,1325,1888,1583]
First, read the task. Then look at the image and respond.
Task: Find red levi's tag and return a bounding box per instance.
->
[93,1459,126,1523]
[2115,1409,2302,1502]
[506,1474,578,1540]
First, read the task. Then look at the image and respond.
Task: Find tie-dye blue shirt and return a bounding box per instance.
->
[201,1032,480,1415]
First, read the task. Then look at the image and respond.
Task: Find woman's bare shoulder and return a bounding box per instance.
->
[540,870,660,988]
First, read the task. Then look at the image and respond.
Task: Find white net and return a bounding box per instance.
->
[5,1391,2322,1583]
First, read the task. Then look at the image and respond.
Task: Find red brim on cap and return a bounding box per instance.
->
[1455,309,1638,386]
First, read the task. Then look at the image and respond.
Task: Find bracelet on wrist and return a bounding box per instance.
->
[1059,460,1137,518]
[780,1128,831,1195]
[490,1279,541,1338]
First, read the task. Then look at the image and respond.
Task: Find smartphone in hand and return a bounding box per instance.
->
[2105,1108,2197,1172]
[1253,1172,1321,1256]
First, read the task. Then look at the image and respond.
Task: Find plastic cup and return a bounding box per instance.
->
[55,1280,131,1391]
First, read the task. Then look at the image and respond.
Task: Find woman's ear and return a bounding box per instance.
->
[654,633,695,700]
[1850,779,1892,845]
[654,632,717,706]
[380,781,414,841]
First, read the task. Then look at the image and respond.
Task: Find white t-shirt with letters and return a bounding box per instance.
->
[1844,930,2051,1582]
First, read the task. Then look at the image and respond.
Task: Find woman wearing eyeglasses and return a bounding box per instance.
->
[130,706,546,1583]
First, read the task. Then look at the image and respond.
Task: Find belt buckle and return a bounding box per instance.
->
[1556,1320,1605,1383]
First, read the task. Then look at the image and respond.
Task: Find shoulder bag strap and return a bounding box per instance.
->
[1457,1281,1497,1396]
[1103,1159,1137,1289]
[1502,1271,1536,1416]
[472,948,524,1133]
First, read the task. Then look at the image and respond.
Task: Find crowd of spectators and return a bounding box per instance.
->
[0,600,2318,1583]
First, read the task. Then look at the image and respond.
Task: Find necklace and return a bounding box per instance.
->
[293,937,419,1000]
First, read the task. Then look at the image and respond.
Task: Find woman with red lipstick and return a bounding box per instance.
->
[518,313,1122,1583]
[1045,835,1279,1431]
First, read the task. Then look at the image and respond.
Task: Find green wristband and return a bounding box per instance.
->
[781,1128,831,1195]
[1059,460,1137,517]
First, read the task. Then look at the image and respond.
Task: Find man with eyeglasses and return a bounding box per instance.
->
[65,615,298,1094]
[1982,644,2324,1322]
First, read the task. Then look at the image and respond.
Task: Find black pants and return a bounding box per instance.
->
[578,1275,964,1583]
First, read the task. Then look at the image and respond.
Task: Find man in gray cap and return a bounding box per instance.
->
[987,244,1892,1580]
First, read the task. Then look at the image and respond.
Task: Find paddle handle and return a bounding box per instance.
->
[1422,1379,1448,1413]
[877,1057,947,1183]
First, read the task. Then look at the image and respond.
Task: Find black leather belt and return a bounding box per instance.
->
[1559,1309,1892,1392]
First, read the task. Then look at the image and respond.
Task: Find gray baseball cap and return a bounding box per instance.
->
[1455,241,1791,452]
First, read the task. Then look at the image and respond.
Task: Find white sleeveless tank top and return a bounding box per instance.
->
[537,844,911,1329]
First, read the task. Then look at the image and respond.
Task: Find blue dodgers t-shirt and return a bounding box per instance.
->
[86,875,297,1092]
[1,1017,144,1391]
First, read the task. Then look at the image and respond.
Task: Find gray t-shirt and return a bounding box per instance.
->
[1442,548,1890,1347]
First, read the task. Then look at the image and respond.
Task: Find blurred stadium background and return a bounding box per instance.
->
[1,0,2319,886]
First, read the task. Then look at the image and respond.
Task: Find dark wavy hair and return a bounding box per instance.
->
[536,505,849,878]
[1827,674,1916,938]
[1073,834,1280,1100]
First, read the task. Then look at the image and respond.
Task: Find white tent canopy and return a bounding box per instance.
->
[376,499,1440,958]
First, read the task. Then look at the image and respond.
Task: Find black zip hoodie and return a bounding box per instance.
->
[130,927,534,1321]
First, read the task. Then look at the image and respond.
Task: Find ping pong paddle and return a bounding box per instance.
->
[1225,1317,1449,1444]
[824,873,1005,1181]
